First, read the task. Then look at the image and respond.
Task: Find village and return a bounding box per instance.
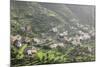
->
[11,21,95,58]
[10,1,95,66]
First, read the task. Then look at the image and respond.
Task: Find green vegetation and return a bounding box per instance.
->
[11,1,95,67]
[11,44,95,67]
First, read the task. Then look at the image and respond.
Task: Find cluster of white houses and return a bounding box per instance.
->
[11,23,95,56]
[48,25,95,48]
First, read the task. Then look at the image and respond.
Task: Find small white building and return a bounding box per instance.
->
[58,43,64,47]
[63,31,68,36]
[52,27,58,33]
[33,38,41,44]
[26,47,37,57]
[15,40,22,48]
[49,44,58,49]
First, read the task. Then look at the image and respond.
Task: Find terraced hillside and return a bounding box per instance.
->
[10,1,95,67]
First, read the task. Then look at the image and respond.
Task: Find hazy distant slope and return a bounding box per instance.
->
[40,3,95,25]
[66,4,95,25]
[40,3,77,23]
